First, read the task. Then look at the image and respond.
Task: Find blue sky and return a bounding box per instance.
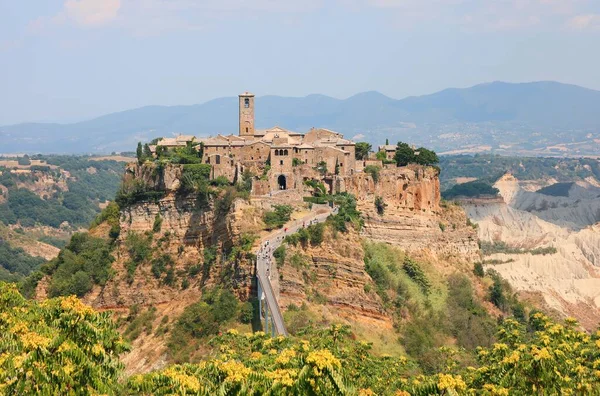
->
[1,0,600,125]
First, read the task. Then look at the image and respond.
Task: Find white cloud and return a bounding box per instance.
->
[27,0,120,33]
[64,0,121,27]
[566,14,600,30]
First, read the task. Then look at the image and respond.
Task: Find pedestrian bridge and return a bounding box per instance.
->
[255,206,334,336]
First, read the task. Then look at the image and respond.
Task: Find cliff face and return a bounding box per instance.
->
[345,166,479,261]
[275,227,389,327]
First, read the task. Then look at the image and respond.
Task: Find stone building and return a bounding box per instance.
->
[153,92,360,195]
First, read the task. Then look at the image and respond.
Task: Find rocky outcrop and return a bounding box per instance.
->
[84,195,259,309]
[123,162,182,193]
[344,165,441,213]
[277,227,390,327]
[345,166,479,261]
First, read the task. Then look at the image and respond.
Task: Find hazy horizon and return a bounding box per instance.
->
[4,79,597,126]
[2,1,600,125]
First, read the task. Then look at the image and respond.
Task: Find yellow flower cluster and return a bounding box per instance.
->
[265,368,298,387]
[483,383,509,395]
[306,349,341,373]
[250,351,263,360]
[437,374,466,391]
[59,296,94,316]
[501,351,520,365]
[532,347,552,361]
[219,360,252,383]
[163,368,201,392]
[20,331,51,349]
[275,348,297,365]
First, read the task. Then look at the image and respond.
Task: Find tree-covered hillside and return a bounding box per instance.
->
[0,154,128,282]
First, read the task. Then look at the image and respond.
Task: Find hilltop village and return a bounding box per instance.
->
[148,92,402,195]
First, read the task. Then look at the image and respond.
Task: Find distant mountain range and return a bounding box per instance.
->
[2,81,600,155]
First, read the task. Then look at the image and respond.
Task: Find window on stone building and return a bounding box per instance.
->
[244,98,249,108]
[246,127,248,133]
[280,160,283,165]
[283,149,288,156]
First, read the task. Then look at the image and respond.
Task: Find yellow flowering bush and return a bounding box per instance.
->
[0,282,129,395]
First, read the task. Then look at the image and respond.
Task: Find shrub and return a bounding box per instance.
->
[473,262,485,277]
[214,187,237,216]
[152,213,163,233]
[327,193,363,232]
[151,254,173,279]
[115,179,165,207]
[442,181,499,199]
[364,165,381,183]
[263,204,293,230]
[239,301,254,324]
[374,196,386,215]
[125,232,152,283]
[402,257,431,295]
[210,176,230,187]
[202,246,218,278]
[273,245,286,268]
[124,306,157,341]
[307,222,325,246]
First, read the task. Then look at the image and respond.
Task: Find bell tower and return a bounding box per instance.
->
[239,92,255,137]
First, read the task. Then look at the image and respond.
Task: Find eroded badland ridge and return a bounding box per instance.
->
[461,173,600,329]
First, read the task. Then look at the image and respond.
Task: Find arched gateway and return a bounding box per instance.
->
[277,175,287,190]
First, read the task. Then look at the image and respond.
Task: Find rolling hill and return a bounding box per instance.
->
[2,81,600,155]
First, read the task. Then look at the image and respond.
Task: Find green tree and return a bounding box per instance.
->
[355,142,372,160]
[136,142,143,164]
[394,142,416,166]
[415,147,439,165]
[143,143,153,160]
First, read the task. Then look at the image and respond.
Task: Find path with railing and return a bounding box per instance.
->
[255,205,336,336]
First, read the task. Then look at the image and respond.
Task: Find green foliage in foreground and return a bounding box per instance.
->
[130,314,600,395]
[3,283,600,395]
[0,282,128,395]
